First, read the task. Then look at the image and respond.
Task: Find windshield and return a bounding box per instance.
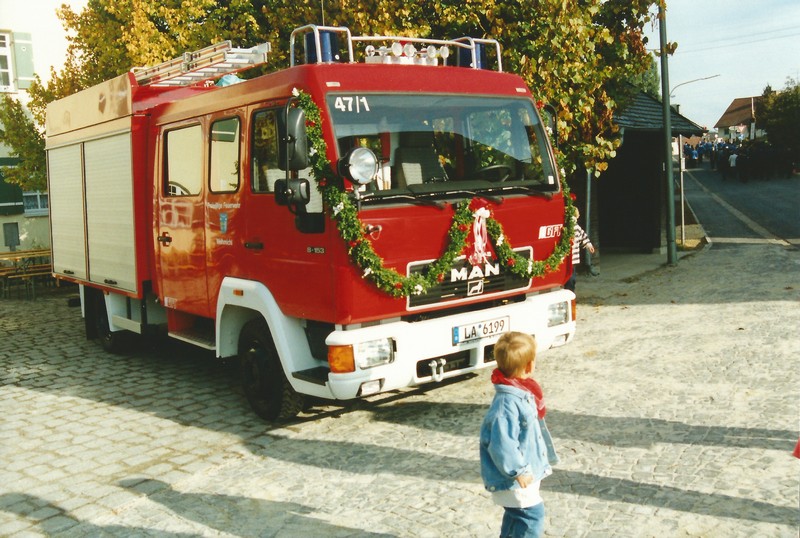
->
[326,94,558,199]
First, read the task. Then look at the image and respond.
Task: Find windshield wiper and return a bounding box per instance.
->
[359,192,447,209]
[492,185,555,199]
[439,189,504,205]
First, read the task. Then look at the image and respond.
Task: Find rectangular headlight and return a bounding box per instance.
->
[355,338,394,369]
[547,301,569,327]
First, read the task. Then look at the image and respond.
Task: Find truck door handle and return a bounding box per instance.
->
[157,233,172,245]
[244,241,264,250]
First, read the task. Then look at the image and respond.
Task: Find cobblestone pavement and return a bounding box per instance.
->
[2,198,799,536]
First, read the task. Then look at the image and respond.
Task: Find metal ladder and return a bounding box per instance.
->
[132,41,271,87]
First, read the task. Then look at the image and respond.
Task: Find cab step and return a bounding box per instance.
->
[169,327,215,350]
[292,367,330,386]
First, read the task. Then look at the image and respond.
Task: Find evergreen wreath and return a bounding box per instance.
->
[292,88,575,299]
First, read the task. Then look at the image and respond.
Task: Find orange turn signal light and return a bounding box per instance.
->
[328,345,356,373]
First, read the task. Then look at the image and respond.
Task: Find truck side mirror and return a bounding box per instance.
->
[279,107,309,171]
[540,103,558,149]
[274,178,311,208]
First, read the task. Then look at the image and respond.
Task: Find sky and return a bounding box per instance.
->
[644,0,800,131]
[4,0,800,133]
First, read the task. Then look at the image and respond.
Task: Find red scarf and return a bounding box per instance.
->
[491,368,546,419]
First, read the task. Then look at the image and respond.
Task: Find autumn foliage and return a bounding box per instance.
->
[2,0,660,191]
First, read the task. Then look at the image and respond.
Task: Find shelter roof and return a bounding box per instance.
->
[614,91,705,136]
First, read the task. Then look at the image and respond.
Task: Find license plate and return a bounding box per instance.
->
[452,316,509,346]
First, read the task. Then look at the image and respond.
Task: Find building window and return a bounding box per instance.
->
[23,191,48,216]
[3,222,20,249]
[0,33,13,91]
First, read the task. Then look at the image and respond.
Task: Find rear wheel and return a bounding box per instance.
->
[88,289,129,354]
[239,318,304,421]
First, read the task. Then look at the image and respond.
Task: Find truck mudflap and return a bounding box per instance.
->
[325,289,575,400]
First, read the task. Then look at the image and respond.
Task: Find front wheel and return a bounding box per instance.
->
[239,319,304,421]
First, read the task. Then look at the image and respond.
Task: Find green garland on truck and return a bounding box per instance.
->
[292,88,575,299]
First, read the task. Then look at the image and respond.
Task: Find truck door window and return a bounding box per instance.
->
[164,124,203,196]
[251,109,281,193]
[209,117,240,193]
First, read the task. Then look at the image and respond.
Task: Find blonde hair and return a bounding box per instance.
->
[494,331,536,377]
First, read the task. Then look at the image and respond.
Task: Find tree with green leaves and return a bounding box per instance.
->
[256,0,660,175]
[628,55,661,99]
[0,96,46,191]
[760,78,800,159]
[0,0,660,191]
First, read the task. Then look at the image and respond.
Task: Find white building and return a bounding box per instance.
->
[0,0,85,251]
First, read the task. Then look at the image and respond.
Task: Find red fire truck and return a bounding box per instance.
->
[45,25,576,420]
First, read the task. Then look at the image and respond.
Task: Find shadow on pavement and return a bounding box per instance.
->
[249,434,475,484]
[545,409,796,451]
[0,492,198,537]
[364,400,796,452]
[118,479,394,537]
[543,469,798,527]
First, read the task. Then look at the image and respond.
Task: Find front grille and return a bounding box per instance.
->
[402,293,526,323]
[407,248,532,308]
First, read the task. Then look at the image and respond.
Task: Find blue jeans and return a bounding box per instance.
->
[500,502,545,538]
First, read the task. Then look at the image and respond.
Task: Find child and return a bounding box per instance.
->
[480,332,559,538]
[565,208,595,293]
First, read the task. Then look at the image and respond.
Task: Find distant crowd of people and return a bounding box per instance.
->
[682,140,795,182]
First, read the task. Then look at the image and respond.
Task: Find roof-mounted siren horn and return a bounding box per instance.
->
[454,37,503,72]
[306,30,338,62]
[290,25,354,66]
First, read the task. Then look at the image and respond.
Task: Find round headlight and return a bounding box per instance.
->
[340,147,379,185]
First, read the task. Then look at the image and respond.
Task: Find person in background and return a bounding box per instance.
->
[565,207,595,293]
[728,149,738,181]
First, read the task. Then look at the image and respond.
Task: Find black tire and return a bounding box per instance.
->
[90,289,129,354]
[239,319,304,421]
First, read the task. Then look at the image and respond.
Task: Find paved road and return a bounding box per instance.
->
[1,166,798,537]
[680,162,799,248]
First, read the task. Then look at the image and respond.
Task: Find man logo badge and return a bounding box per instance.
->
[467,279,485,296]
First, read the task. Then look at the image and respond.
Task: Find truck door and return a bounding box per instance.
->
[156,122,210,317]
[242,105,334,320]
[205,115,244,301]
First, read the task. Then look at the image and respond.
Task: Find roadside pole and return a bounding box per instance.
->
[659,3,678,265]
[678,134,685,246]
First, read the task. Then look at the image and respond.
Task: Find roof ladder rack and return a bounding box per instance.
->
[132,41,271,87]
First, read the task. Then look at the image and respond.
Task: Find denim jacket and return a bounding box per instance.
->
[479,384,559,493]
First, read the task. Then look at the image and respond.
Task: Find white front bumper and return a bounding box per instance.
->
[325,289,575,400]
